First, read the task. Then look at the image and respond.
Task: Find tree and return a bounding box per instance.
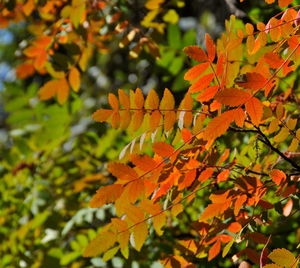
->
[0,0,299,267]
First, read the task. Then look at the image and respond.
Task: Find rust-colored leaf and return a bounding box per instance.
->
[153,142,174,157]
[183,46,207,62]
[215,88,251,107]
[270,169,286,185]
[245,97,263,126]
[205,33,216,62]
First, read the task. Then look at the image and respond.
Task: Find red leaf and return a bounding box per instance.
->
[208,240,221,261]
[205,33,216,62]
[183,46,208,62]
[184,62,210,81]
[270,169,286,185]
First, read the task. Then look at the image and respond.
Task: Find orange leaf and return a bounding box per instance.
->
[217,169,230,182]
[160,88,175,111]
[183,46,207,62]
[205,33,216,62]
[118,89,130,109]
[69,67,80,92]
[196,85,219,102]
[184,62,210,81]
[203,110,234,141]
[111,111,120,128]
[39,80,58,100]
[215,88,251,107]
[130,110,144,131]
[233,108,245,127]
[278,0,293,8]
[178,169,197,190]
[198,168,214,183]
[181,128,193,143]
[153,142,174,157]
[145,89,159,110]
[90,184,124,208]
[108,162,139,182]
[236,72,267,91]
[200,201,230,222]
[208,240,221,261]
[130,154,157,172]
[245,97,263,126]
[108,93,119,110]
[189,73,214,93]
[234,194,247,216]
[134,88,144,109]
[92,109,113,122]
[150,110,161,131]
[56,78,70,104]
[270,169,286,185]
[16,62,35,79]
[227,222,242,233]
[164,111,176,131]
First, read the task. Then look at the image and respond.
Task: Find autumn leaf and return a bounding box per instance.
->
[205,33,216,62]
[270,169,286,185]
[245,97,263,126]
[184,62,210,81]
[92,109,113,122]
[108,163,139,182]
[236,72,267,91]
[183,46,208,62]
[153,142,174,157]
[132,221,148,251]
[208,240,221,261]
[83,231,116,257]
[69,67,80,92]
[160,88,175,111]
[90,184,124,207]
[268,248,296,267]
[203,110,235,141]
[215,88,251,107]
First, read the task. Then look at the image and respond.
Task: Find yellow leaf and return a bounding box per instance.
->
[160,88,175,111]
[102,246,120,262]
[69,67,80,92]
[145,0,165,10]
[153,212,166,236]
[268,248,296,267]
[273,128,289,143]
[132,222,148,251]
[163,9,179,24]
[83,231,116,257]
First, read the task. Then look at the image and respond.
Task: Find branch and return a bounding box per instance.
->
[255,127,300,171]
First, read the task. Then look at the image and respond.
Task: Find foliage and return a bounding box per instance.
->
[1,0,300,267]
